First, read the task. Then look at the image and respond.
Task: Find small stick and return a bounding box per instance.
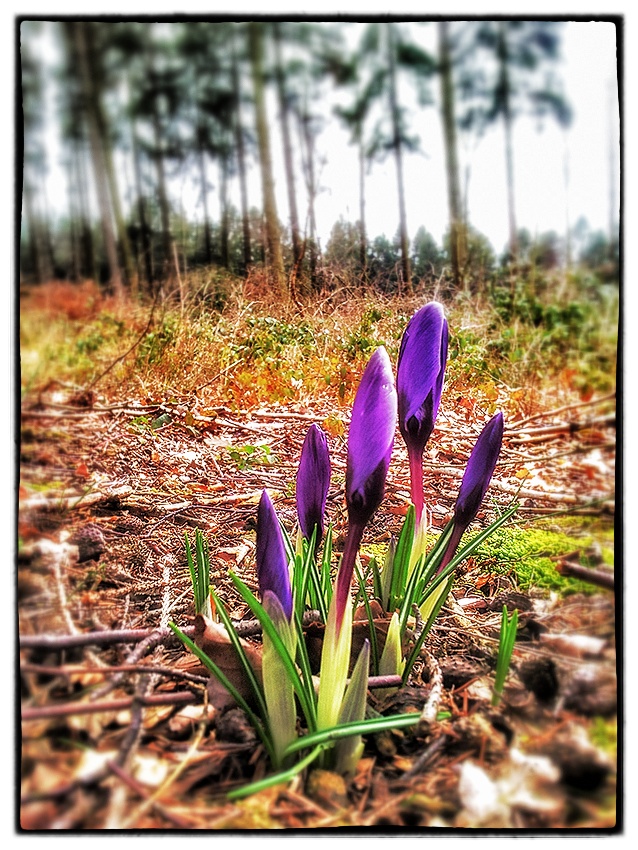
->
[107,760,194,829]
[555,559,615,590]
[21,690,197,721]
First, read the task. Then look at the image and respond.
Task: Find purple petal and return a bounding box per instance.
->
[454,412,504,532]
[296,424,331,541]
[346,347,397,527]
[397,302,448,454]
[256,490,293,620]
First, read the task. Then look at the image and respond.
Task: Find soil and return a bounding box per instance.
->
[17,382,618,831]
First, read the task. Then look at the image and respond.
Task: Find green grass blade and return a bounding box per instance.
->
[389,506,415,611]
[227,745,326,801]
[209,586,269,723]
[354,560,380,676]
[283,712,421,756]
[492,606,518,705]
[403,574,454,684]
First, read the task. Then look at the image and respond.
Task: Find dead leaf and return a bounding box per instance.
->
[193,614,263,710]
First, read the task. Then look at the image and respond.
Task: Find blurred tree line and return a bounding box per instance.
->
[19,19,619,300]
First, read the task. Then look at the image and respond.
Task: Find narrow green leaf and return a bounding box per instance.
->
[168,622,274,763]
[389,505,415,611]
[209,586,269,723]
[283,712,421,756]
[230,573,317,733]
[354,561,379,675]
[227,745,326,801]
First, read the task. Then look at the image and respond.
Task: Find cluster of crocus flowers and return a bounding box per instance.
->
[248,303,505,772]
[317,346,397,730]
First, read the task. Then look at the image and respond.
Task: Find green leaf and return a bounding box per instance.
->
[230,572,317,733]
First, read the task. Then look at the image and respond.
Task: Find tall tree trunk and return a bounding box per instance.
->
[358,134,368,280]
[387,24,411,292]
[131,125,154,292]
[22,183,52,283]
[498,23,518,263]
[71,21,123,297]
[298,105,320,287]
[74,138,96,281]
[196,139,213,265]
[231,32,251,272]
[65,157,81,281]
[83,23,136,293]
[248,22,285,295]
[438,21,467,292]
[273,23,302,267]
[219,155,230,269]
[151,106,174,282]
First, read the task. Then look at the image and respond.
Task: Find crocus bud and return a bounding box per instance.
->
[256,490,293,621]
[438,412,504,572]
[318,349,397,730]
[396,302,448,521]
[296,424,331,543]
[345,346,397,529]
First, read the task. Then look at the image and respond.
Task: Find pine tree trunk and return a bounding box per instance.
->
[358,134,367,281]
[387,24,411,293]
[273,23,302,266]
[74,138,96,281]
[83,23,136,294]
[71,22,123,298]
[299,106,320,287]
[197,140,213,265]
[220,156,230,269]
[231,33,251,272]
[131,126,154,292]
[248,22,285,296]
[498,24,518,263]
[438,21,467,292]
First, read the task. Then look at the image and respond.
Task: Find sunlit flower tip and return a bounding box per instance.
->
[454,412,504,531]
[296,424,331,541]
[345,347,397,527]
[256,490,293,621]
[397,301,448,454]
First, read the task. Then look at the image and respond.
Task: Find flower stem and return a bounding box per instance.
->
[334,522,365,630]
[436,522,465,574]
[408,447,424,525]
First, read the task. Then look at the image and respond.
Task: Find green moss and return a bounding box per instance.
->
[588,717,617,756]
[468,525,609,594]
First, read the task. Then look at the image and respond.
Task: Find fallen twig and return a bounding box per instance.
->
[510,414,615,442]
[555,560,615,590]
[19,484,133,513]
[511,392,616,429]
[107,759,195,829]
[21,690,198,721]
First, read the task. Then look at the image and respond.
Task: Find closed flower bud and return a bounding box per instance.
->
[296,424,331,543]
[256,490,293,621]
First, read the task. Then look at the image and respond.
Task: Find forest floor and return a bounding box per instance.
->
[17,282,619,832]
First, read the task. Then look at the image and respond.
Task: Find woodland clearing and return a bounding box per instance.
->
[17,278,618,831]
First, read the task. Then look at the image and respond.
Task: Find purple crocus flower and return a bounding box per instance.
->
[296,424,331,544]
[335,347,397,627]
[397,302,448,522]
[256,490,293,621]
[438,412,504,573]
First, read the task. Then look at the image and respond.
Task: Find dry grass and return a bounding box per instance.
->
[19,271,617,421]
